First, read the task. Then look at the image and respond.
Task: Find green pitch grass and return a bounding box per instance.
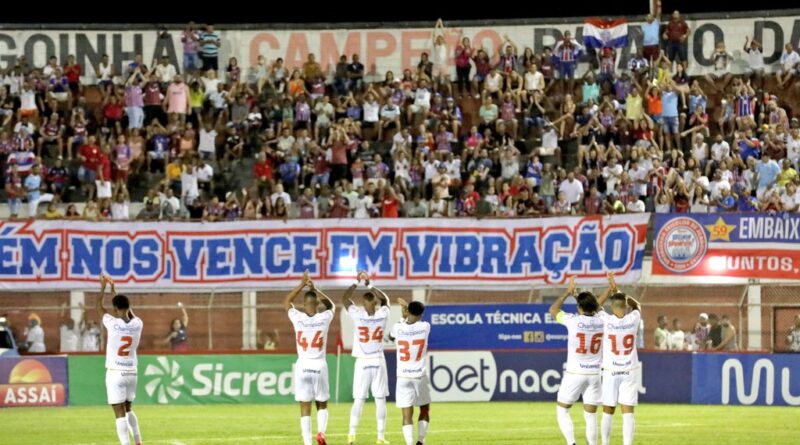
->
[0,402,795,444]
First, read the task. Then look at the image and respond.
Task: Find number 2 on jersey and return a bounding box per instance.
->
[297,331,324,351]
[397,339,425,362]
[357,326,384,343]
[609,334,635,355]
[117,336,133,357]
[575,332,603,354]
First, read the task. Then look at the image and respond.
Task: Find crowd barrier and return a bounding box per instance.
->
[2,351,797,407]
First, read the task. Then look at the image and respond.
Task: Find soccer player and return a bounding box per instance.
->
[389,299,430,445]
[285,270,335,445]
[96,274,143,445]
[343,270,391,445]
[596,273,641,445]
[549,277,603,445]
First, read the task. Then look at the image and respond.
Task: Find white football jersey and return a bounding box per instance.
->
[103,314,143,371]
[347,305,390,359]
[557,311,604,374]
[390,320,430,379]
[289,308,334,360]
[599,310,641,371]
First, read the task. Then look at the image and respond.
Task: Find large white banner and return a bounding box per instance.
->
[0,215,649,290]
[0,13,797,81]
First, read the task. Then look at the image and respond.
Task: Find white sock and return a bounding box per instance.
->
[402,424,414,445]
[115,417,130,445]
[300,416,312,445]
[556,406,576,445]
[601,413,613,445]
[126,411,141,444]
[349,398,365,436]
[622,413,635,445]
[418,420,429,444]
[375,397,387,440]
[317,408,329,434]
[584,411,597,445]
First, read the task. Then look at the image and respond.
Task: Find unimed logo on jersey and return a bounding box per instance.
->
[0,359,66,406]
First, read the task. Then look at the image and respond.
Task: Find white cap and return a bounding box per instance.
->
[699,313,709,320]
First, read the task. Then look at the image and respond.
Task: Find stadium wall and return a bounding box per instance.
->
[1,11,799,78]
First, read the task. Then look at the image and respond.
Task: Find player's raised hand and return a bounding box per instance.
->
[566,277,577,295]
[397,297,409,307]
[607,271,618,291]
[302,269,310,285]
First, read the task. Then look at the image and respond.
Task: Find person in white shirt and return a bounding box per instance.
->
[710,134,730,164]
[602,157,624,193]
[180,163,199,206]
[596,274,642,445]
[354,187,374,219]
[284,271,335,445]
[59,303,81,352]
[391,128,412,156]
[744,36,765,89]
[654,315,669,350]
[407,79,432,123]
[558,172,584,207]
[344,271,391,445]
[691,134,708,169]
[362,92,380,126]
[198,123,218,160]
[389,298,431,445]
[787,315,800,352]
[626,198,646,213]
[549,277,603,445]
[668,319,686,351]
[628,161,648,198]
[271,183,291,206]
[79,302,102,352]
[153,56,177,84]
[196,160,214,197]
[97,275,144,445]
[24,313,46,353]
[780,182,800,212]
[111,186,131,221]
[524,64,545,95]
[777,43,800,89]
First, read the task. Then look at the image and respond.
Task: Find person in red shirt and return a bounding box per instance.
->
[663,10,689,64]
[253,151,274,194]
[77,135,102,198]
[63,54,82,100]
[96,146,113,201]
[380,186,400,218]
[103,95,124,133]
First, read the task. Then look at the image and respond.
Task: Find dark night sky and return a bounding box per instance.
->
[1,0,797,25]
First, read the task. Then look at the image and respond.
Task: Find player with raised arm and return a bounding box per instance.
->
[596,272,641,445]
[389,299,430,445]
[549,277,604,445]
[344,270,391,445]
[96,274,144,445]
[285,270,336,445]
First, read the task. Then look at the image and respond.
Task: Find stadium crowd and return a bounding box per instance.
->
[3,11,800,221]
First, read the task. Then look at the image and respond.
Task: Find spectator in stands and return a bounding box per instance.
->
[776,43,800,89]
[787,315,800,352]
[348,54,365,93]
[553,31,584,94]
[182,22,201,74]
[59,303,80,353]
[200,24,221,72]
[714,315,738,351]
[24,313,45,353]
[455,34,473,97]
[668,318,686,350]
[744,36,765,90]
[161,302,189,351]
[654,315,669,350]
[641,5,662,63]
[663,10,689,65]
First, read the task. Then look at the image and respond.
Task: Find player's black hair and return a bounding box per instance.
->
[304,291,318,300]
[112,294,130,310]
[408,301,425,316]
[363,292,376,301]
[609,292,627,306]
[576,291,599,314]
[708,313,719,321]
